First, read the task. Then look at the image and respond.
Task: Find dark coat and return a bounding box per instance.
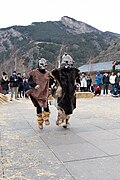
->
[115,76,120,86]
[87,78,92,86]
[10,75,18,87]
[51,66,80,115]
[1,75,9,91]
[102,75,109,84]
[18,76,23,91]
[23,80,30,92]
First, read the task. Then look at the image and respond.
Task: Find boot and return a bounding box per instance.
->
[63,115,70,128]
[56,108,67,126]
[42,111,50,126]
[37,114,43,129]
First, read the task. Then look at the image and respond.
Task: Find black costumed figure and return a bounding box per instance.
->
[51,53,80,128]
[26,58,51,129]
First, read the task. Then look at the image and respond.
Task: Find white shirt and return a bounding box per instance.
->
[109,75,116,84]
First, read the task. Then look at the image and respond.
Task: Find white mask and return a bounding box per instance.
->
[38,58,47,70]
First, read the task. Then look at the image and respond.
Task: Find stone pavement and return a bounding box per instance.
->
[0,95,120,180]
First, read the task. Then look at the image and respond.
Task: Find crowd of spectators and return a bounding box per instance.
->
[0,71,30,101]
[0,70,120,99]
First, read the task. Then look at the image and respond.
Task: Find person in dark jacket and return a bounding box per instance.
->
[86,74,92,92]
[51,53,80,128]
[102,72,110,96]
[1,72,9,95]
[115,72,120,94]
[17,73,23,98]
[115,72,120,86]
[23,78,30,98]
[9,71,18,101]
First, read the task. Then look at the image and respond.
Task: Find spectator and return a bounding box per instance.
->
[102,72,110,96]
[9,71,19,101]
[86,74,92,92]
[115,72,120,87]
[80,73,87,92]
[115,72,120,94]
[1,72,9,95]
[95,71,103,95]
[109,72,116,95]
[17,73,23,98]
[23,78,30,98]
[22,73,27,97]
[94,85,101,96]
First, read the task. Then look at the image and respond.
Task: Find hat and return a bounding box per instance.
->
[3,72,7,75]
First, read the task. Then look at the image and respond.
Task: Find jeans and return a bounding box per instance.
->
[110,84,115,94]
[103,84,109,95]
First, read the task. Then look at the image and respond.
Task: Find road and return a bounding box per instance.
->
[0,95,120,179]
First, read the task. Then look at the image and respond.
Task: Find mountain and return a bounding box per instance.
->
[90,38,120,63]
[0,16,120,76]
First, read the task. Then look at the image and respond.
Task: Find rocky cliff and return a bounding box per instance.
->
[61,16,100,34]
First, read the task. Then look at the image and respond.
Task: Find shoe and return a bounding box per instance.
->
[10,98,12,101]
[62,119,70,128]
[15,98,19,100]
[38,124,43,129]
[63,125,67,128]
[63,123,70,128]
[45,120,50,126]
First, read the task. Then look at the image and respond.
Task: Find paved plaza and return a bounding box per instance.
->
[0,95,120,180]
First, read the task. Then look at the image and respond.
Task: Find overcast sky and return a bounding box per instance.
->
[1,0,120,34]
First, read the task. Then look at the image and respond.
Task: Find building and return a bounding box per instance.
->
[79,61,120,83]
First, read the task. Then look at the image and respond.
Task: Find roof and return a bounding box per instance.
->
[79,61,120,73]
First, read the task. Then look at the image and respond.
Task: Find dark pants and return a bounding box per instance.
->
[110,84,115,94]
[80,87,87,92]
[87,85,91,92]
[103,84,109,95]
[30,95,49,114]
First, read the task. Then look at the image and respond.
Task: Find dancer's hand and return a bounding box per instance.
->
[35,85,40,89]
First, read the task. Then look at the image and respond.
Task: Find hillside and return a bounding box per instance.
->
[0,16,120,76]
[90,39,120,63]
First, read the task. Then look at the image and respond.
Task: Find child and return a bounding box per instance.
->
[94,85,101,96]
[23,78,30,98]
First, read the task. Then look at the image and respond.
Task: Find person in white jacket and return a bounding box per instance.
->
[109,72,116,94]
[80,73,87,92]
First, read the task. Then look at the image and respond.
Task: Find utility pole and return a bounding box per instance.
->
[14,56,17,71]
[57,45,67,68]
[13,48,19,71]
